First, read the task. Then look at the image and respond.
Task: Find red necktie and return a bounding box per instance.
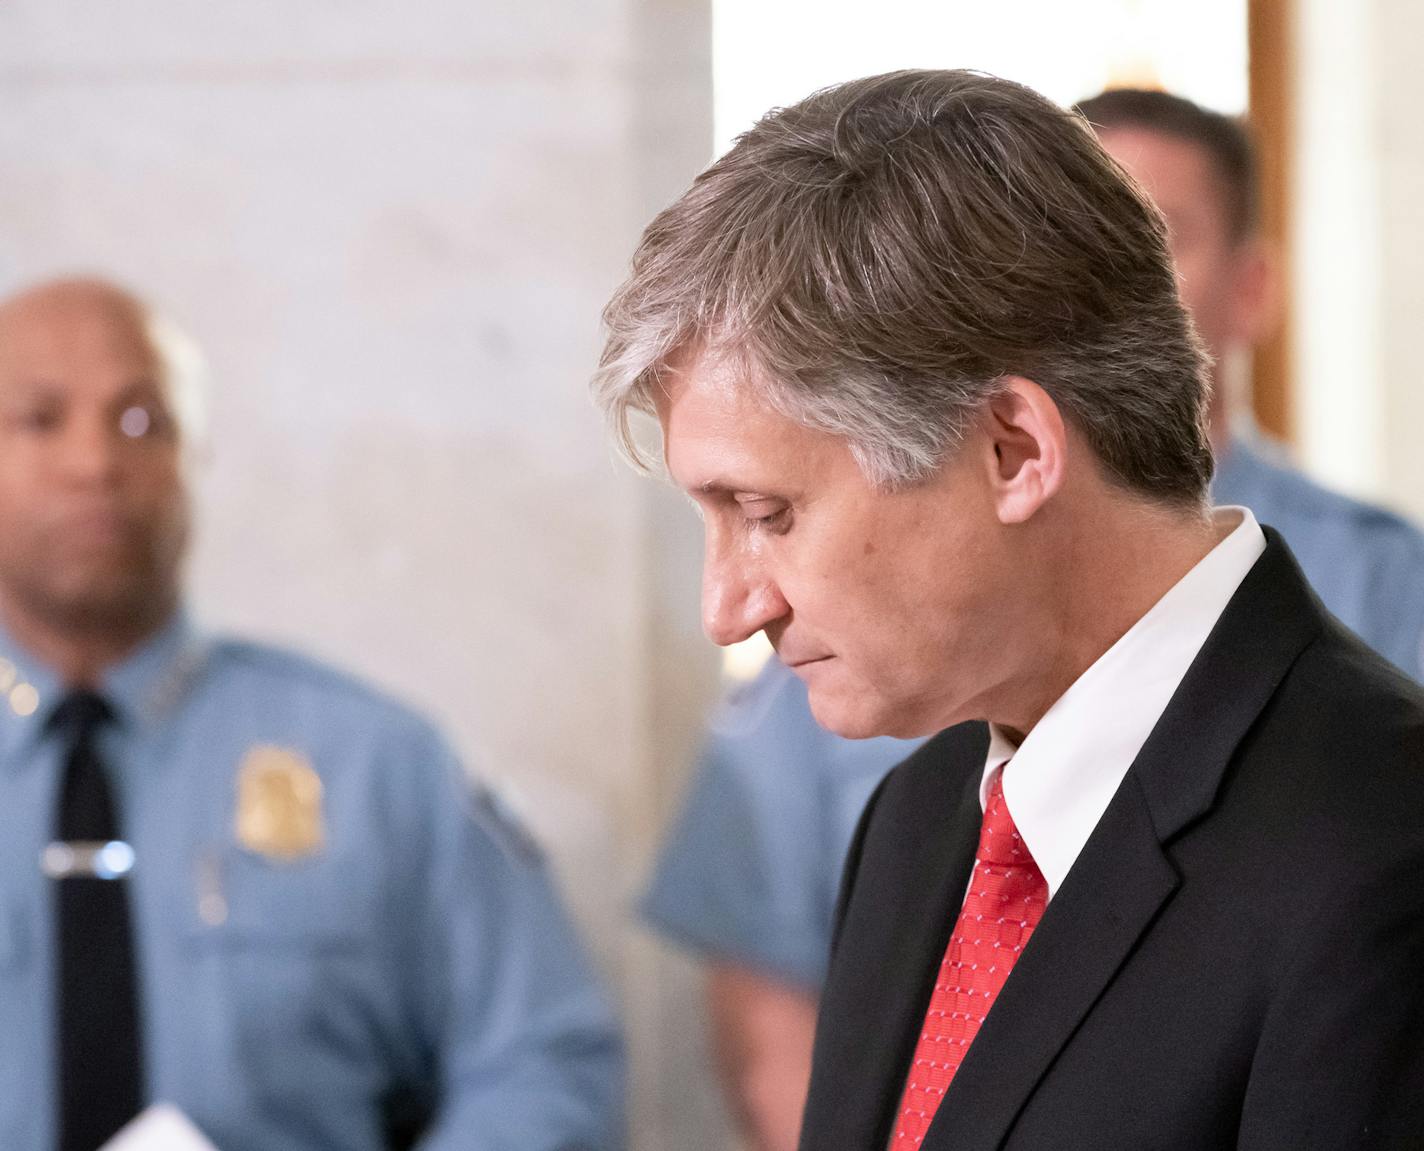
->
[890,770,1048,1149]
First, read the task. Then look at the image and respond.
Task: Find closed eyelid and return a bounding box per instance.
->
[732,491,786,509]
[737,501,788,527]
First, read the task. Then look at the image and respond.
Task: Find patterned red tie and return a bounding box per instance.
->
[890,769,1048,1149]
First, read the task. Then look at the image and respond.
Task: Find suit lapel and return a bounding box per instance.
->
[802,724,989,1151]
[1128,527,1324,840]
[921,529,1325,1150]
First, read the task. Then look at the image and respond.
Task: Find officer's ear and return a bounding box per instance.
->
[1225,237,1279,348]
[981,376,1067,526]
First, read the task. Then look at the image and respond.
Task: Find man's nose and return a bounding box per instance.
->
[58,413,123,484]
[701,538,789,648]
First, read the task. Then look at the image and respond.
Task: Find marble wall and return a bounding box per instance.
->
[1293,0,1424,523]
[1375,0,1424,523]
[0,3,733,1147]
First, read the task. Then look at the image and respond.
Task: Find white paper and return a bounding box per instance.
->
[99,1104,220,1151]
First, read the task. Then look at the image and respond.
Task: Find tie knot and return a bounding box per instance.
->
[978,771,1034,868]
[47,691,115,744]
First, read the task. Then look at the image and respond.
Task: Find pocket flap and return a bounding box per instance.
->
[184,846,374,952]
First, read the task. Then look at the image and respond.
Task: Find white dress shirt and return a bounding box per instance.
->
[983,507,1267,897]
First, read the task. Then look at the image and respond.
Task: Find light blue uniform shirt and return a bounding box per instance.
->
[0,613,624,1151]
[1217,437,1424,678]
[643,436,1424,989]
[642,665,923,990]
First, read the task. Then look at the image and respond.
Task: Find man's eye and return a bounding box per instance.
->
[119,405,152,438]
[746,506,792,533]
[6,407,61,433]
[118,404,174,440]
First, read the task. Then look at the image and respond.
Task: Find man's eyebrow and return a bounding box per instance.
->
[115,374,165,396]
[107,377,174,411]
[695,481,779,499]
[2,374,59,390]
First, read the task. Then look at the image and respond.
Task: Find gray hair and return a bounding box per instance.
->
[593,69,1213,505]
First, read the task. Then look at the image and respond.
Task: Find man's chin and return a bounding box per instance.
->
[803,681,895,741]
[803,674,945,741]
[24,574,176,636]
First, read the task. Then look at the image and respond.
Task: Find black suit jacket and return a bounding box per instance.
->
[800,530,1424,1150]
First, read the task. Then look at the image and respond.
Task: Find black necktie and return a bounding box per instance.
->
[50,691,144,1151]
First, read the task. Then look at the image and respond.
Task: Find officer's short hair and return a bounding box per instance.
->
[1074,87,1259,242]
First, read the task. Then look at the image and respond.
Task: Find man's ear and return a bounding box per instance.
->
[1227,237,1279,348]
[982,376,1068,525]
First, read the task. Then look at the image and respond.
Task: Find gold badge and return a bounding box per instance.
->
[234,746,325,862]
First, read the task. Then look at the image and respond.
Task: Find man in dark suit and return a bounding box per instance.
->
[593,68,1424,1148]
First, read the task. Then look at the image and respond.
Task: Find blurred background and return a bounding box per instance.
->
[1,1,1419,1147]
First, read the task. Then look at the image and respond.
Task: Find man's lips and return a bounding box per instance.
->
[62,508,131,537]
[53,508,141,553]
[782,654,834,670]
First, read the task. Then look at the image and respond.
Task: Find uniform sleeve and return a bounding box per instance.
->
[1357,522,1424,682]
[406,739,625,1151]
[1214,442,1424,682]
[640,664,853,990]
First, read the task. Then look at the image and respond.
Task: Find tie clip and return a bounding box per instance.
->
[41,840,136,880]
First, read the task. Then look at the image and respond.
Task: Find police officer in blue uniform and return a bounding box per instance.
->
[0,278,624,1151]
[643,662,920,997]
[642,89,1424,1151]
[641,661,917,1151]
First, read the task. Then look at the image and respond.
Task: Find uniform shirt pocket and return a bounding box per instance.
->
[185,844,376,951]
[177,845,393,1122]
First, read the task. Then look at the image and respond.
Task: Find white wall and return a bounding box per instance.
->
[1292,0,1424,523]
[713,0,1248,152]
[1374,0,1424,522]
[1292,0,1384,500]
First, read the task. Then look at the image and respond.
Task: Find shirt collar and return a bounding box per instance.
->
[0,609,207,766]
[0,628,63,763]
[100,610,208,731]
[984,507,1267,896]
